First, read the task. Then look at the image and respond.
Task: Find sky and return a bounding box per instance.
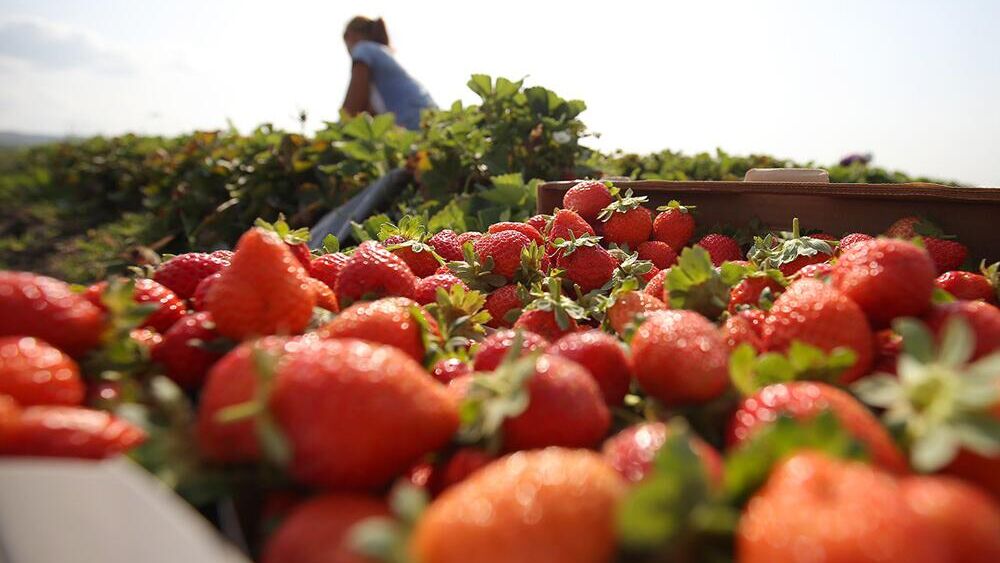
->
[1,0,998,185]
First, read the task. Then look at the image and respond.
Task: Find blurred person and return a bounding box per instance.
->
[341,16,436,130]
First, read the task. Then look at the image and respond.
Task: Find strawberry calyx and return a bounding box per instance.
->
[514,242,548,286]
[747,218,833,271]
[597,188,650,222]
[446,243,507,292]
[665,247,738,320]
[655,199,695,213]
[255,214,311,246]
[378,215,429,243]
[981,260,1000,301]
[852,317,1000,472]
[421,286,491,360]
[520,276,589,330]
[551,232,603,256]
[349,481,427,563]
[607,248,655,291]
[728,342,859,396]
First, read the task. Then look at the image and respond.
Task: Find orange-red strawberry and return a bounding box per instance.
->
[637,240,677,269]
[414,273,468,305]
[562,180,613,223]
[547,330,632,406]
[150,311,224,389]
[652,200,696,250]
[885,216,922,238]
[309,252,350,291]
[603,205,652,250]
[872,328,902,375]
[427,229,464,262]
[729,276,782,313]
[456,231,482,246]
[631,310,729,405]
[153,252,229,298]
[526,214,552,234]
[210,249,234,262]
[838,232,873,253]
[923,237,968,274]
[935,271,996,303]
[307,277,340,312]
[261,493,389,563]
[602,422,722,485]
[205,228,315,340]
[318,297,435,363]
[737,453,947,563]
[191,272,222,311]
[900,475,1000,563]
[487,221,544,246]
[473,230,532,281]
[607,291,667,335]
[513,309,578,341]
[831,238,935,327]
[763,279,874,383]
[0,337,84,406]
[334,241,417,306]
[0,401,146,459]
[269,338,459,489]
[430,357,472,384]
[86,278,188,332]
[410,448,625,563]
[923,300,1000,360]
[696,233,742,266]
[722,310,765,351]
[0,271,105,357]
[472,329,548,371]
[642,268,670,301]
[548,208,595,242]
[484,284,522,328]
[727,382,908,473]
[795,261,833,279]
[384,235,441,278]
[422,447,496,495]
[555,241,618,293]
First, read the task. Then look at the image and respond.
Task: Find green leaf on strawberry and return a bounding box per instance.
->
[255,213,310,245]
[729,342,858,396]
[596,188,649,222]
[665,246,733,319]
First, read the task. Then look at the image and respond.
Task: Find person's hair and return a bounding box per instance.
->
[345,16,389,46]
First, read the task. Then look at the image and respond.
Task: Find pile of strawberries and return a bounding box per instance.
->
[1,180,999,563]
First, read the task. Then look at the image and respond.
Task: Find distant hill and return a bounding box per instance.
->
[0,131,74,148]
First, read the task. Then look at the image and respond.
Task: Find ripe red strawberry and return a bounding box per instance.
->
[210,249,234,262]
[0,271,105,357]
[652,201,696,250]
[901,475,1000,563]
[728,382,908,473]
[335,241,417,306]
[307,277,340,313]
[839,232,874,253]
[309,252,350,291]
[547,330,632,406]
[562,180,613,223]
[270,338,459,489]
[603,205,652,250]
[410,448,624,563]
[130,328,162,350]
[722,310,765,351]
[631,310,729,405]
[737,453,947,563]
[497,354,610,451]
[763,279,874,383]
[133,278,188,332]
[548,209,595,242]
[728,276,782,313]
[427,229,465,262]
[607,291,668,335]
[0,337,84,406]
[487,222,545,246]
[286,243,313,270]
[473,230,532,281]
[642,268,670,301]
[602,422,722,485]
[935,271,996,303]
[513,309,578,342]
[636,241,676,270]
[795,261,833,279]
[191,272,222,311]
[923,300,1000,360]
[261,493,389,563]
[318,297,435,363]
[526,214,552,235]
[831,238,936,327]
[484,284,522,328]
[556,242,618,293]
[923,237,968,274]
[873,328,903,375]
[205,228,316,340]
[431,357,472,384]
[414,273,468,305]
[384,235,441,278]
[153,252,229,299]
[696,234,742,266]
[456,231,482,246]
[0,400,146,459]
[423,447,496,495]
[150,311,224,389]
[472,329,548,371]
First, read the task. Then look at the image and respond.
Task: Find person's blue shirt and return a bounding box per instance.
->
[350,40,436,130]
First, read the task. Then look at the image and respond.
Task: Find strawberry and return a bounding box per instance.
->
[255,215,314,270]
[150,311,224,389]
[935,271,996,303]
[414,273,468,305]
[410,448,625,563]
[729,276,782,313]
[636,240,677,269]
[430,357,472,384]
[901,476,1000,563]
[763,279,874,383]
[427,229,464,262]
[562,180,613,223]
[831,238,936,327]
[923,300,1000,360]
[261,493,389,563]
[309,252,350,291]
[547,330,632,406]
[598,189,652,250]
[484,284,522,328]
[885,216,923,238]
[737,453,947,563]
[747,218,834,277]
[526,214,552,235]
[487,221,545,246]
[335,241,417,306]
[631,310,729,405]
[384,235,441,278]
[455,231,482,246]
[513,309,578,342]
[722,310,765,351]
[554,236,618,293]
[130,328,162,350]
[838,232,873,253]
[133,278,188,332]
[0,401,146,459]
[924,237,969,274]
[307,277,340,313]
[602,422,722,485]
[472,329,548,372]
[210,249,234,262]
[652,200,696,250]
[873,328,902,375]
[548,209,595,242]
[191,272,222,311]
[642,268,670,301]
[153,252,229,299]
[607,291,668,336]
[728,382,908,472]
[423,447,496,495]
[318,297,435,363]
[205,228,315,340]
[0,271,105,357]
[0,337,84,406]
[696,233,742,266]
[472,230,532,281]
[270,338,459,489]
[795,261,833,279]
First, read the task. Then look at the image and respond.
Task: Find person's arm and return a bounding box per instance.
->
[342,62,371,116]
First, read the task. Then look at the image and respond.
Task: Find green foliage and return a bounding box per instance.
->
[729,341,858,395]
